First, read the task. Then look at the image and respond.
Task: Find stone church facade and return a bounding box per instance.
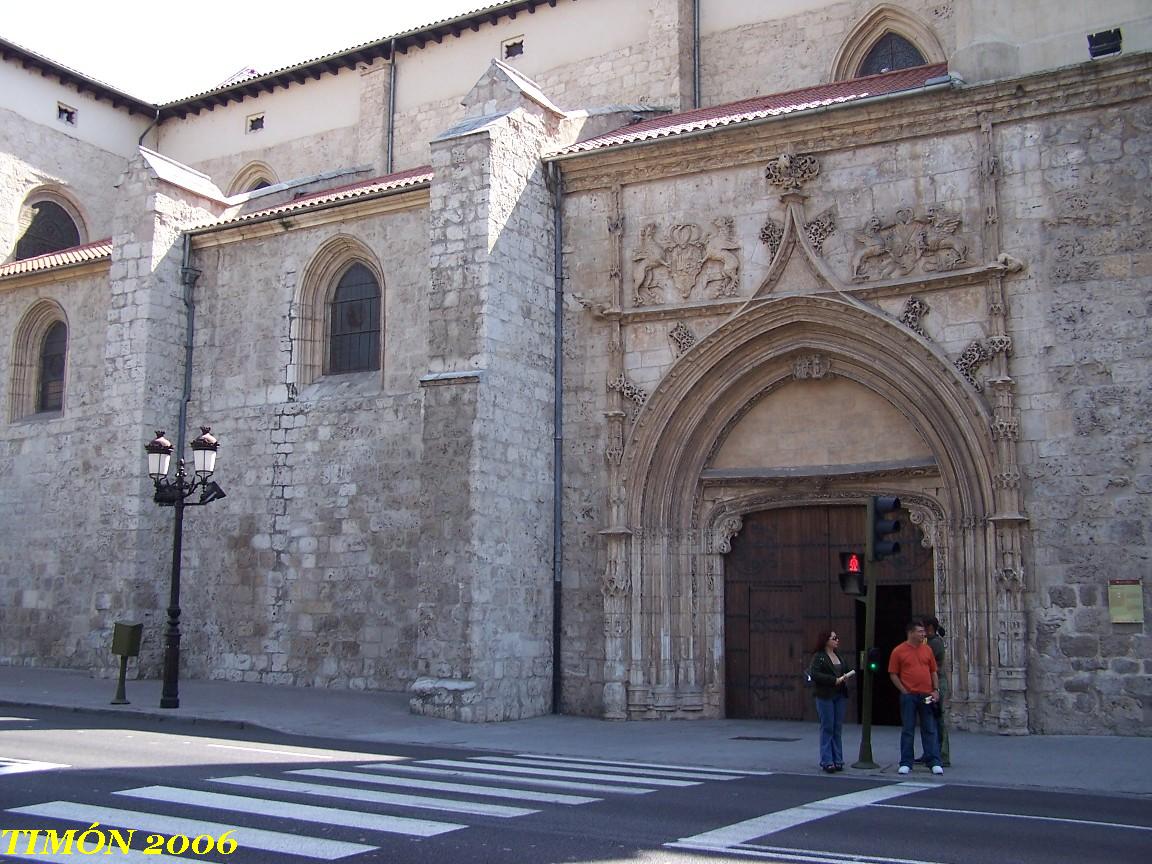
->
[1,1,1149,735]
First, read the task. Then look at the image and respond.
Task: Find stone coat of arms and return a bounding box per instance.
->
[633,218,742,305]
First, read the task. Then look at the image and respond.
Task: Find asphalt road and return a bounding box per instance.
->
[1,707,1149,864]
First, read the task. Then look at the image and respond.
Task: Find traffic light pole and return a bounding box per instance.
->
[853,498,880,769]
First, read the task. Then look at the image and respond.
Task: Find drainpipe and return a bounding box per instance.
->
[547,162,565,714]
[386,39,398,174]
[138,108,161,148]
[692,0,701,109]
[176,233,201,453]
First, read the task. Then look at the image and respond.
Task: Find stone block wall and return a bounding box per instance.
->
[0,105,126,253]
[170,204,430,689]
[413,95,559,721]
[998,99,1152,732]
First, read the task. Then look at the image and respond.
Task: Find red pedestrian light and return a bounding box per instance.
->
[838,551,866,596]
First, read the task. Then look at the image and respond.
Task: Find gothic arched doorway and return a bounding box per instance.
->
[724,504,933,723]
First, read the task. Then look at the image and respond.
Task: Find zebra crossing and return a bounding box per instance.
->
[5,752,762,861]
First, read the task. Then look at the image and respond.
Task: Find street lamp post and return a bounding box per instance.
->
[145,426,226,709]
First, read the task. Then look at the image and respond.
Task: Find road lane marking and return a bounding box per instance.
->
[876,802,1152,833]
[670,843,949,864]
[0,717,36,722]
[511,752,770,775]
[0,850,194,864]
[115,785,462,837]
[421,759,700,786]
[7,801,375,859]
[210,775,538,818]
[358,763,655,795]
[472,755,740,781]
[0,758,69,776]
[292,768,601,804]
[670,783,933,849]
[204,743,402,761]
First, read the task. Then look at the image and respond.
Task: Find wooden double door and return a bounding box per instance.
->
[724,505,933,723]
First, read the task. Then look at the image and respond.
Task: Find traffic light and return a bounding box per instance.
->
[837,551,865,596]
[866,646,882,673]
[867,495,902,561]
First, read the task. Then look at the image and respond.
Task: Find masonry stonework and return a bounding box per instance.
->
[1,2,1149,733]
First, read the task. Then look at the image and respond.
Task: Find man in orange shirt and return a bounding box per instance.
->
[888,618,943,775]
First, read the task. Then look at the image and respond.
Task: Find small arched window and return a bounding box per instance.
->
[9,300,68,420]
[858,32,927,76]
[37,321,68,413]
[15,201,81,260]
[327,263,381,375]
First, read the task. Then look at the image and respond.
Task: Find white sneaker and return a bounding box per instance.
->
[932,765,944,775]
[898,765,911,775]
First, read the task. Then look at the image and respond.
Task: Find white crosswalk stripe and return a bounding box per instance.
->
[114,785,462,836]
[291,767,601,804]
[8,801,378,859]
[210,774,539,817]
[357,761,658,794]
[471,755,741,781]
[6,754,762,861]
[417,758,702,786]
[508,752,770,776]
[0,757,69,776]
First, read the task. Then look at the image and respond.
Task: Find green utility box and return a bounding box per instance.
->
[111,621,143,657]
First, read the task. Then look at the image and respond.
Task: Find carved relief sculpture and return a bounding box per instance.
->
[631,220,743,305]
[852,207,973,280]
[792,354,831,379]
[955,340,992,391]
[900,296,930,337]
[764,153,820,191]
[759,218,784,261]
[668,321,697,356]
[804,209,836,254]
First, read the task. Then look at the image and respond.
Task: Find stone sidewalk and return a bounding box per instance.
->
[0,666,1148,796]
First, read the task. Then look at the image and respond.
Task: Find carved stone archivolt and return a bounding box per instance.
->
[632,218,742,305]
[764,153,820,191]
[852,206,971,280]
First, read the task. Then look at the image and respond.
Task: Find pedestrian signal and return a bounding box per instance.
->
[837,551,865,596]
[866,646,882,673]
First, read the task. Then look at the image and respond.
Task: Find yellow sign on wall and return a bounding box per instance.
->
[1108,580,1144,624]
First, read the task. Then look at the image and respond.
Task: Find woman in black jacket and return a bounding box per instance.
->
[809,630,854,772]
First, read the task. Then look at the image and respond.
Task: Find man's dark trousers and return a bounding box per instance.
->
[899,692,940,768]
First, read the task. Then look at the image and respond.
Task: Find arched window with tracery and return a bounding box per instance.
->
[14,201,81,260]
[327,263,381,375]
[830,4,944,83]
[858,32,927,76]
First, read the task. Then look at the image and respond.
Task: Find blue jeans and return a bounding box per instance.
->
[816,695,846,766]
[899,692,940,768]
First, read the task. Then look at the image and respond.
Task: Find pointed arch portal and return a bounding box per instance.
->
[600,291,1029,732]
